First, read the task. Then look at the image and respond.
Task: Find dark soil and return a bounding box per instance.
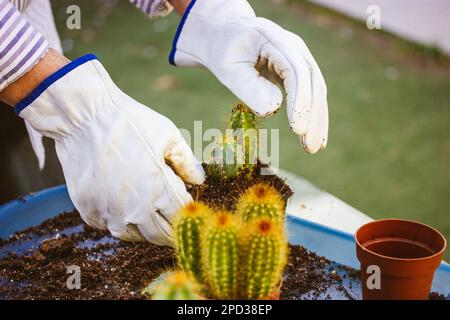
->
[187,163,293,211]
[0,211,446,300]
[0,210,344,299]
[0,211,175,299]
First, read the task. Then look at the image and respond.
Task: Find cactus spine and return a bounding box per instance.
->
[151,272,202,300]
[173,202,211,283]
[201,211,240,299]
[236,183,285,223]
[241,218,287,299]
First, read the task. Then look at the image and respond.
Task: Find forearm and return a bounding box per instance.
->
[0,49,70,106]
[2,0,189,107]
[0,0,53,106]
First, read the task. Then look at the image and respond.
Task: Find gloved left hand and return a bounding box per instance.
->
[15,54,204,246]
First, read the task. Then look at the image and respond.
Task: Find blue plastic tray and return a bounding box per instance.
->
[0,185,449,299]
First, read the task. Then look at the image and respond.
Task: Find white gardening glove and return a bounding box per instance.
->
[15,54,205,246]
[169,0,328,153]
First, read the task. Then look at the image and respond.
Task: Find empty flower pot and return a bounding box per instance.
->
[355,219,446,300]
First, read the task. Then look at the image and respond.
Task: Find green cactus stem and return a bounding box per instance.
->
[173,202,212,283]
[230,102,256,132]
[206,137,244,179]
[230,102,258,170]
[201,211,240,299]
[241,217,287,300]
[206,102,258,180]
[236,183,285,223]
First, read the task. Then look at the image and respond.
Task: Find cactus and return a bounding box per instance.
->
[230,103,258,168]
[230,102,256,132]
[201,211,241,299]
[150,272,202,300]
[206,137,244,179]
[240,217,287,300]
[206,102,258,179]
[173,202,212,283]
[236,183,285,223]
[169,185,288,300]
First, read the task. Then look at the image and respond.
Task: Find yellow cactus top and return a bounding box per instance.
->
[238,183,284,208]
[242,217,285,239]
[209,210,241,229]
[236,183,286,222]
[180,202,212,217]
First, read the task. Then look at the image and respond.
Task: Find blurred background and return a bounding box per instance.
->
[1,0,449,255]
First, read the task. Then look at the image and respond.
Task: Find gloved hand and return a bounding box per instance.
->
[15,54,205,246]
[169,0,328,153]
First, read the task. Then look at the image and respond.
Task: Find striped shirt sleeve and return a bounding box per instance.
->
[0,0,48,92]
[130,0,173,18]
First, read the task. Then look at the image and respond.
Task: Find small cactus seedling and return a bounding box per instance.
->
[240,217,288,300]
[230,102,258,168]
[230,102,256,132]
[206,102,258,180]
[201,211,241,299]
[150,272,202,300]
[206,137,244,179]
[236,183,285,223]
[173,202,212,283]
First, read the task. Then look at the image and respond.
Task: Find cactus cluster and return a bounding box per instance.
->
[153,183,288,300]
[207,102,258,179]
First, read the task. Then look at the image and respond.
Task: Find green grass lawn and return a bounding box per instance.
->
[54,0,449,257]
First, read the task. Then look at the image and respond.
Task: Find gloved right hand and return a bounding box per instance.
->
[169,0,328,153]
[15,54,205,246]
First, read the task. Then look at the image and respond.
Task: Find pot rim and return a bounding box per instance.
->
[355,218,447,263]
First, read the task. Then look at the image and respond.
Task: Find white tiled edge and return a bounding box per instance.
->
[277,168,372,234]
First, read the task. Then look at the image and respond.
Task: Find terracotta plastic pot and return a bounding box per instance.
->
[355,219,446,300]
